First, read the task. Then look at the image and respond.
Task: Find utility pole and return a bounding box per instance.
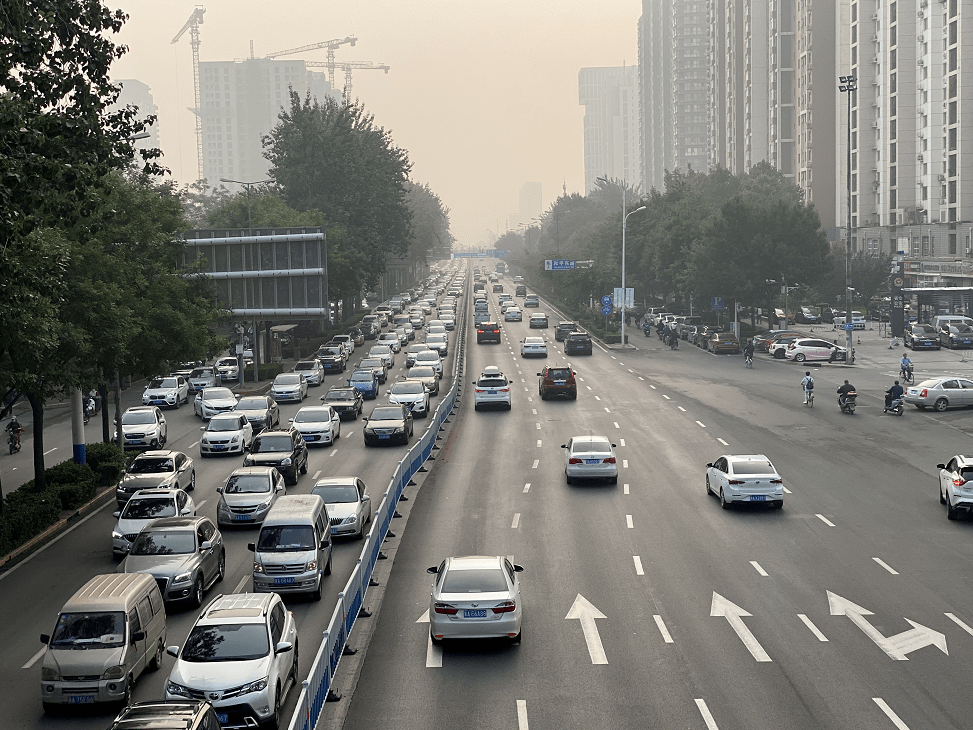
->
[839,75,858,364]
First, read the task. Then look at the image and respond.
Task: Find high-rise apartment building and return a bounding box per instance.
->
[639,0,673,192]
[579,66,641,192]
[113,79,160,152]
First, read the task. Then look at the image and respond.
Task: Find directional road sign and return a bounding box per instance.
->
[452,249,509,258]
[545,259,577,271]
[613,287,635,309]
[601,304,613,316]
[711,592,772,662]
[601,295,612,307]
[827,591,948,660]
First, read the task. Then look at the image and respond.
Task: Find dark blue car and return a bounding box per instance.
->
[347,369,380,399]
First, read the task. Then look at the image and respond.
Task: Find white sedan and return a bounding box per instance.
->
[311,477,372,539]
[562,436,618,484]
[520,337,547,358]
[270,372,308,403]
[378,332,402,353]
[427,555,524,643]
[705,454,784,509]
[414,349,443,378]
[289,405,341,445]
[504,307,523,322]
[199,413,253,456]
[194,386,239,420]
[143,375,190,409]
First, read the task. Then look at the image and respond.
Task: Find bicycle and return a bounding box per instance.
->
[900,366,914,384]
[805,389,814,408]
[744,353,754,368]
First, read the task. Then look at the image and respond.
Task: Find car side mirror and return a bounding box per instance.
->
[426,566,439,574]
[166,646,179,658]
[113,511,121,519]
[131,630,146,643]
[216,487,224,494]
[200,426,206,431]
[288,418,294,423]
[200,540,213,551]
[937,464,946,470]
[706,463,714,468]
[319,539,330,549]
[611,444,617,448]
[276,484,284,492]
[536,373,542,377]
[514,564,525,573]
[275,641,294,655]
[560,444,567,449]
[247,542,256,552]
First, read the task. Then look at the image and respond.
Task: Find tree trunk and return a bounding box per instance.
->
[99,383,110,443]
[28,393,46,492]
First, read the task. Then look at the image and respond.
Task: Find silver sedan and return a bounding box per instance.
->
[311,477,372,539]
[562,436,618,485]
[427,555,524,643]
[521,337,548,358]
[905,377,973,411]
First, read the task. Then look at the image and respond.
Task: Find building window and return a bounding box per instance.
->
[949,180,957,203]
[950,101,957,124]
[890,120,896,140]
[890,190,897,208]
[950,233,957,255]
[890,166,897,186]
[950,48,958,72]
[950,154,957,177]
[890,143,897,163]
[890,73,896,93]
[949,74,957,99]
[890,49,896,70]
[950,128,957,150]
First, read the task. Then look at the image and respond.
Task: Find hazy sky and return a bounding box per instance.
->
[111,1,641,247]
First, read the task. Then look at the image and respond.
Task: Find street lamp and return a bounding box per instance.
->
[620,205,647,348]
[838,75,857,363]
[219,178,273,233]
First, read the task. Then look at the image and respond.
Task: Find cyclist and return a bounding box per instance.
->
[899,353,913,382]
[801,371,815,404]
[743,339,755,367]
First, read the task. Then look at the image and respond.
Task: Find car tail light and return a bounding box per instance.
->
[769,478,783,484]
[568,458,582,464]
[920,389,928,398]
[477,329,484,333]
[953,477,966,487]
[603,457,616,464]
[728,479,745,485]
[434,602,458,615]
[492,601,517,614]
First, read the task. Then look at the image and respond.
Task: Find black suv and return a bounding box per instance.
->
[243,427,309,485]
[564,331,593,355]
[107,701,222,730]
[323,386,365,419]
[555,321,577,342]
[316,345,346,373]
[477,321,502,344]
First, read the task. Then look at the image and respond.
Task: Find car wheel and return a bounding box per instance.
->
[310,576,322,601]
[324,550,332,576]
[916,405,926,410]
[773,349,785,359]
[121,673,133,708]
[941,485,947,505]
[216,550,225,583]
[147,639,163,672]
[570,392,577,400]
[269,686,281,730]
[720,488,731,510]
[705,476,712,495]
[947,497,958,520]
[934,398,949,412]
[610,475,618,485]
[774,501,783,510]
[174,395,180,409]
[299,457,308,475]
[187,471,195,491]
[795,353,806,362]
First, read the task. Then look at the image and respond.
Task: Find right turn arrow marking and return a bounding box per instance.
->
[828,591,948,660]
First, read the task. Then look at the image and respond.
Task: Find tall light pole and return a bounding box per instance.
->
[621,204,647,348]
[839,75,857,364]
[220,178,273,233]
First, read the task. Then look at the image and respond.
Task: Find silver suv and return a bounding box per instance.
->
[216,467,286,527]
[116,450,195,506]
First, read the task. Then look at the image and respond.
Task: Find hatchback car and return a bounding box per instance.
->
[117,406,167,450]
[784,338,847,363]
[289,405,341,445]
[233,395,280,433]
[193,386,239,420]
[477,321,502,344]
[427,556,524,643]
[562,436,618,484]
[904,323,941,350]
[524,295,540,307]
[905,377,973,411]
[187,366,220,393]
[322,386,364,420]
[200,413,253,456]
[705,454,784,509]
[165,593,297,729]
[538,364,577,400]
[387,379,431,418]
[120,516,224,606]
[473,371,512,410]
[347,369,380,399]
[111,488,196,556]
[564,331,593,355]
[294,359,325,385]
[143,376,190,409]
[216,467,286,527]
[244,428,309,485]
[363,404,414,446]
[311,477,372,539]
[116,450,195,506]
[270,373,308,403]
[554,321,577,342]
[414,349,444,378]
[529,313,549,329]
[406,366,440,396]
[521,336,548,358]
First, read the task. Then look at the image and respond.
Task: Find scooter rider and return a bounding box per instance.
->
[837,380,857,406]
[885,380,904,408]
[5,415,23,447]
[801,371,814,404]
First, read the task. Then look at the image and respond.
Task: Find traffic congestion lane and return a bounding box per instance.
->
[0,311,460,729]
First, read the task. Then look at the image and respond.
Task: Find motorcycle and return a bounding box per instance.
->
[884,396,905,416]
[838,392,858,415]
[668,333,679,350]
[8,429,22,454]
[83,396,97,425]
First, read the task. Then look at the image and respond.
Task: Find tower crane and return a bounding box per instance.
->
[171,5,206,182]
[305,61,389,97]
[263,36,357,87]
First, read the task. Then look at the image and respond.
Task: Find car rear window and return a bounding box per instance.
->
[573,440,610,454]
[477,378,507,388]
[547,368,572,379]
[569,333,590,340]
[441,568,508,593]
[730,460,775,475]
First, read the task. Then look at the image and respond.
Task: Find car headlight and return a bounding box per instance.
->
[217,500,229,513]
[306,560,318,571]
[254,562,264,573]
[256,498,273,510]
[102,665,124,680]
[112,531,124,540]
[167,681,192,698]
[280,457,292,466]
[172,571,192,585]
[393,426,405,433]
[41,667,60,681]
[342,516,356,525]
[242,677,269,695]
[229,436,239,443]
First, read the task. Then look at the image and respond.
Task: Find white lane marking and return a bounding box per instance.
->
[648,383,655,388]
[578,376,585,382]
[662,394,670,400]
[524,387,528,392]
[233,574,250,593]
[626,515,634,529]
[586,385,592,391]
[623,484,630,494]
[711,592,772,662]
[717,438,729,446]
[22,646,46,670]
[873,557,899,575]
[638,376,645,381]
[816,514,836,527]
[312,470,321,480]
[798,614,829,641]
[783,486,792,494]
[511,513,520,529]
[610,355,617,360]
[677,406,686,412]
[873,698,911,730]
[190,441,200,448]
[613,422,620,429]
[345,430,355,437]
[527,396,533,401]
[426,635,443,668]
[416,609,430,623]
[627,368,633,373]
[594,395,601,401]
[535,422,541,430]
[750,561,769,577]
[604,407,611,413]
[517,699,529,730]
[945,612,973,637]
[654,615,674,643]
[195,500,207,510]
[536,440,542,447]
[620,438,625,446]
[43,447,57,455]
[329,449,339,458]
[622,460,629,468]
[520,378,525,383]
[532,409,537,415]
[532,460,539,469]
[696,421,706,428]
[633,556,644,575]
[523,483,531,493]
[694,699,720,730]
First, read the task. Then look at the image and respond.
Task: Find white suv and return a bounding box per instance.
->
[143,375,190,409]
[166,593,298,729]
[473,367,512,410]
[938,456,973,520]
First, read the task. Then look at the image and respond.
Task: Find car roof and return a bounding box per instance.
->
[110,700,213,730]
[136,450,180,458]
[570,435,611,445]
[312,476,358,488]
[142,516,202,530]
[228,466,278,477]
[722,454,772,463]
[128,488,182,499]
[446,555,504,570]
[200,592,274,623]
[126,406,158,413]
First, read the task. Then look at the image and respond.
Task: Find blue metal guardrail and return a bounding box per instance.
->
[286,287,468,730]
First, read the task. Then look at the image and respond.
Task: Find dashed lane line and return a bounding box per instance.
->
[696,421,706,428]
[623,484,630,494]
[536,440,542,447]
[633,556,644,575]
[798,614,829,641]
[750,561,769,577]
[873,557,899,575]
[22,646,46,670]
[873,698,911,730]
[626,515,634,529]
[523,483,531,493]
[816,514,836,527]
[622,460,629,469]
[517,700,529,730]
[694,699,720,730]
[511,513,520,529]
[677,406,686,412]
[312,470,321,480]
[532,460,539,469]
[613,422,620,429]
[662,395,670,400]
[717,438,729,446]
[654,615,674,643]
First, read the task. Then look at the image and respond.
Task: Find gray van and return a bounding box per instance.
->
[40,573,166,712]
[249,494,332,601]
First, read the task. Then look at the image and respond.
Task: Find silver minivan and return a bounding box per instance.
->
[40,573,166,712]
[248,494,332,601]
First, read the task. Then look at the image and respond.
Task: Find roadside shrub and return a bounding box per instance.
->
[0,490,62,555]
[43,460,97,509]
[86,442,126,486]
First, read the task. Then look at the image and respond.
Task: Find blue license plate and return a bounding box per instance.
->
[217,714,228,725]
[233,515,252,521]
[212,445,226,450]
[554,380,565,385]
[306,435,318,441]
[152,400,165,405]
[379,435,391,440]
[488,390,497,395]
[274,577,295,585]
[585,459,600,465]
[331,527,338,534]
[750,495,767,501]
[69,696,95,704]
[464,609,488,618]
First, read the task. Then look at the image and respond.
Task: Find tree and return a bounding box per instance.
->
[405,182,453,261]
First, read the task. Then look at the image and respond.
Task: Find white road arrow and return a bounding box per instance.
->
[710,592,772,662]
[565,594,608,664]
[416,609,442,668]
[827,591,948,661]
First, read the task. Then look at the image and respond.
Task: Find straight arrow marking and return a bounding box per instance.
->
[828,591,947,660]
[416,610,442,668]
[566,594,608,664]
[710,592,772,662]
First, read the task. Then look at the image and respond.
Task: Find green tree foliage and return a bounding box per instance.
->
[405,182,453,261]
[813,249,894,311]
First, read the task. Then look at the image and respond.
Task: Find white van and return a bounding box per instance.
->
[249,494,332,601]
[933,315,973,331]
[40,573,166,713]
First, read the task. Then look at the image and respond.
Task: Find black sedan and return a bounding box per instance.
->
[363,404,414,446]
[939,324,973,349]
[904,323,941,350]
[317,345,347,373]
[322,386,364,420]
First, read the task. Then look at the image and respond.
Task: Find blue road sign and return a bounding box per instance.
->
[843,323,855,331]
[601,304,613,316]
[711,296,725,312]
[545,259,577,271]
[452,249,509,258]
[601,295,612,307]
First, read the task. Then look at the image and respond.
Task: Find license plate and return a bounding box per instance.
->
[488,390,497,395]
[464,609,488,618]
[69,696,95,704]
[554,380,565,385]
[750,495,767,502]
[274,577,295,585]
[585,459,601,465]
[212,445,226,450]
[233,514,252,521]
[217,714,228,725]
[379,435,390,440]
[305,435,318,441]
[331,527,338,534]
[152,400,165,405]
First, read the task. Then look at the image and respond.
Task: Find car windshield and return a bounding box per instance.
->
[295,361,318,371]
[360,359,383,368]
[441,568,508,593]
[956,326,973,334]
[731,460,775,475]
[252,435,292,453]
[130,530,196,555]
[50,612,126,648]
[370,407,403,420]
[369,348,390,356]
[236,398,268,410]
[294,408,331,423]
[181,624,270,662]
[327,390,356,401]
[122,411,157,425]
[203,388,234,401]
[391,382,424,394]
[218,358,237,367]
[207,417,243,432]
[276,374,302,385]
[128,457,174,474]
[573,440,611,454]
[524,338,544,345]
[312,485,358,503]
[914,325,936,334]
[256,525,315,551]
[189,369,211,379]
[224,474,271,494]
[320,347,341,357]
[410,367,435,378]
[122,497,176,520]
[149,378,178,389]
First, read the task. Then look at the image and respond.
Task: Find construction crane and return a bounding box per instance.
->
[305,61,389,97]
[263,36,357,87]
[171,5,206,182]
